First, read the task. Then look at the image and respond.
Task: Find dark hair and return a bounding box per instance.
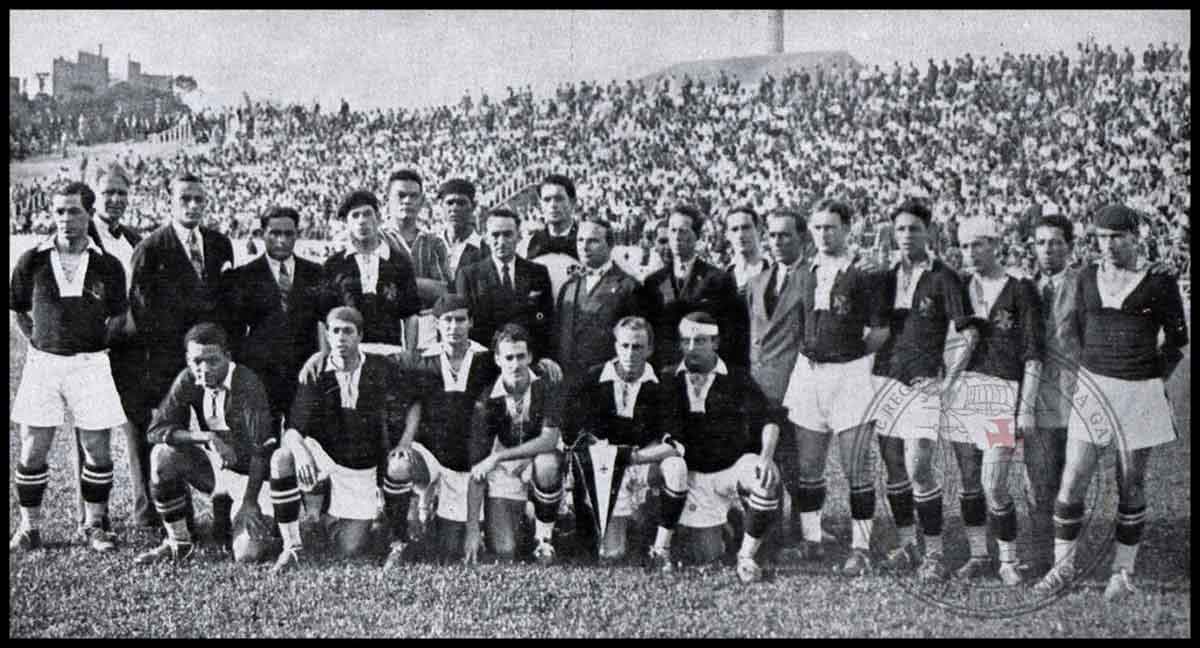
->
[336,189,381,222]
[766,208,807,232]
[260,206,301,230]
[492,322,531,351]
[889,199,932,227]
[54,181,95,213]
[726,205,760,228]
[326,306,364,333]
[580,216,615,247]
[485,207,521,231]
[539,174,577,202]
[1035,214,1076,246]
[184,322,230,352]
[437,178,476,201]
[670,204,705,236]
[387,169,423,191]
[812,198,853,226]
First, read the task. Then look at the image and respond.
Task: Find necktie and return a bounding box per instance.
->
[1041,279,1056,321]
[766,266,788,317]
[205,389,223,428]
[187,229,205,281]
[278,262,292,311]
[107,222,122,238]
[501,263,514,292]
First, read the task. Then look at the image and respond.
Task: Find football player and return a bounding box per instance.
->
[267,306,422,573]
[1035,205,1188,601]
[561,316,689,570]
[665,311,784,583]
[463,324,565,564]
[781,199,890,576]
[949,217,1043,585]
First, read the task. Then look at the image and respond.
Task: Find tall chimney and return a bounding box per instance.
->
[768,10,784,55]
[98,43,103,57]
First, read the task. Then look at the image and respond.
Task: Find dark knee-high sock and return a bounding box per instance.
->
[382,475,413,543]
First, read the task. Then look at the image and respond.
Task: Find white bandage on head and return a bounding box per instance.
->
[678,317,719,339]
[958,216,1002,243]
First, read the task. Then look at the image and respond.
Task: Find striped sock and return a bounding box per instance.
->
[381,475,413,543]
[15,463,50,528]
[849,483,876,551]
[744,485,781,539]
[531,481,563,541]
[81,462,115,527]
[914,485,944,538]
[886,479,915,546]
[1113,504,1147,574]
[152,480,192,542]
[658,484,687,531]
[1052,499,1085,567]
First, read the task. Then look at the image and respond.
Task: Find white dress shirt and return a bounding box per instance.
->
[266,255,296,286]
[172,221,203,266]
[199,362,237,431]
[493,256,517,287]
[583,260,613,293]
[91,215,134,289]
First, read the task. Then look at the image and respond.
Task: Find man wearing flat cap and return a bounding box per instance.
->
[1035,204,1189,602]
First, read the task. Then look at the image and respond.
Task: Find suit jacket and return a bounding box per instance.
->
[1035,266,1082,428]
[130,224,235,378]
[553,263,645,381]
[145,364,276,475]
[745,262,808,405]
[643,258,749,370]
[454,256,554,361]
[226,255,323,416]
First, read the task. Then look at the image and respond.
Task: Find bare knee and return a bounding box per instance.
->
[532,452,562,489]
[387,452,413,483]
[77,429,113,465]
[149,444,181,483]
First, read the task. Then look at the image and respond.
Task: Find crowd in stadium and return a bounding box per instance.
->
[11,39,1190,277]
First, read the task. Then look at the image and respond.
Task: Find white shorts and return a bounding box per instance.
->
[410,441,471,523]
[679,454,758,529]
[300,438,380,520]
[871,376,942,441]
[12,347,126,430]
[1068,367,1178,452]
[202,449,274,519]
[486,455,535,502]
[784,353,876,433]
[942,372,1020,450]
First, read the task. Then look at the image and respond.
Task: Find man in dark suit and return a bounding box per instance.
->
[226,206,322,425]
[129,171,235,529]
[642,205,749,371]
[525,174,579,261]
[454,208,555,362]
[553,219,645,383]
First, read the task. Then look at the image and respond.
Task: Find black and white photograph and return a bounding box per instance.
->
[8,9,1191,638]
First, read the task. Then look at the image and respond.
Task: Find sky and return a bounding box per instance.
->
[9,10,1191,111]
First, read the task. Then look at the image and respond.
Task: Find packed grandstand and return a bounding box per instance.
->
[9,40,1190,279]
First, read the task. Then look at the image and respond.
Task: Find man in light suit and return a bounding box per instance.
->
[553,219,645,384]
[1028,214,1082,575]
[129,171,236,530]
[745,208,810,546]
[453,208,555,362]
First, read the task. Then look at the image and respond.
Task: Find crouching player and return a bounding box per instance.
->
[464,324,565,565]
[133,323,278,565]
[949,217,1043,585]
[383,295,500,566]
[268,306,422,573]
[666,312,783,583]
[561,316,689,570]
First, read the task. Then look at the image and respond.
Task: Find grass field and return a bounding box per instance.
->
[7,308,1190,637]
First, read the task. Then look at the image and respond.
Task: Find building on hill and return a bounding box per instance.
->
[53,46,110,101]
[640,50,861,87]
[127,58,175,94]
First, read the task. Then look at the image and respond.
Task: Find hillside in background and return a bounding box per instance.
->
[640,50,862,86]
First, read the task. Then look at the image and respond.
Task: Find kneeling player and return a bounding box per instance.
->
[133,323,278,565]
[268,306,422,573]
[464,324,564,564]
[947,217,1043,585]
[385,295,500,565]
[562,316,689,570]
[666,312,783,583]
